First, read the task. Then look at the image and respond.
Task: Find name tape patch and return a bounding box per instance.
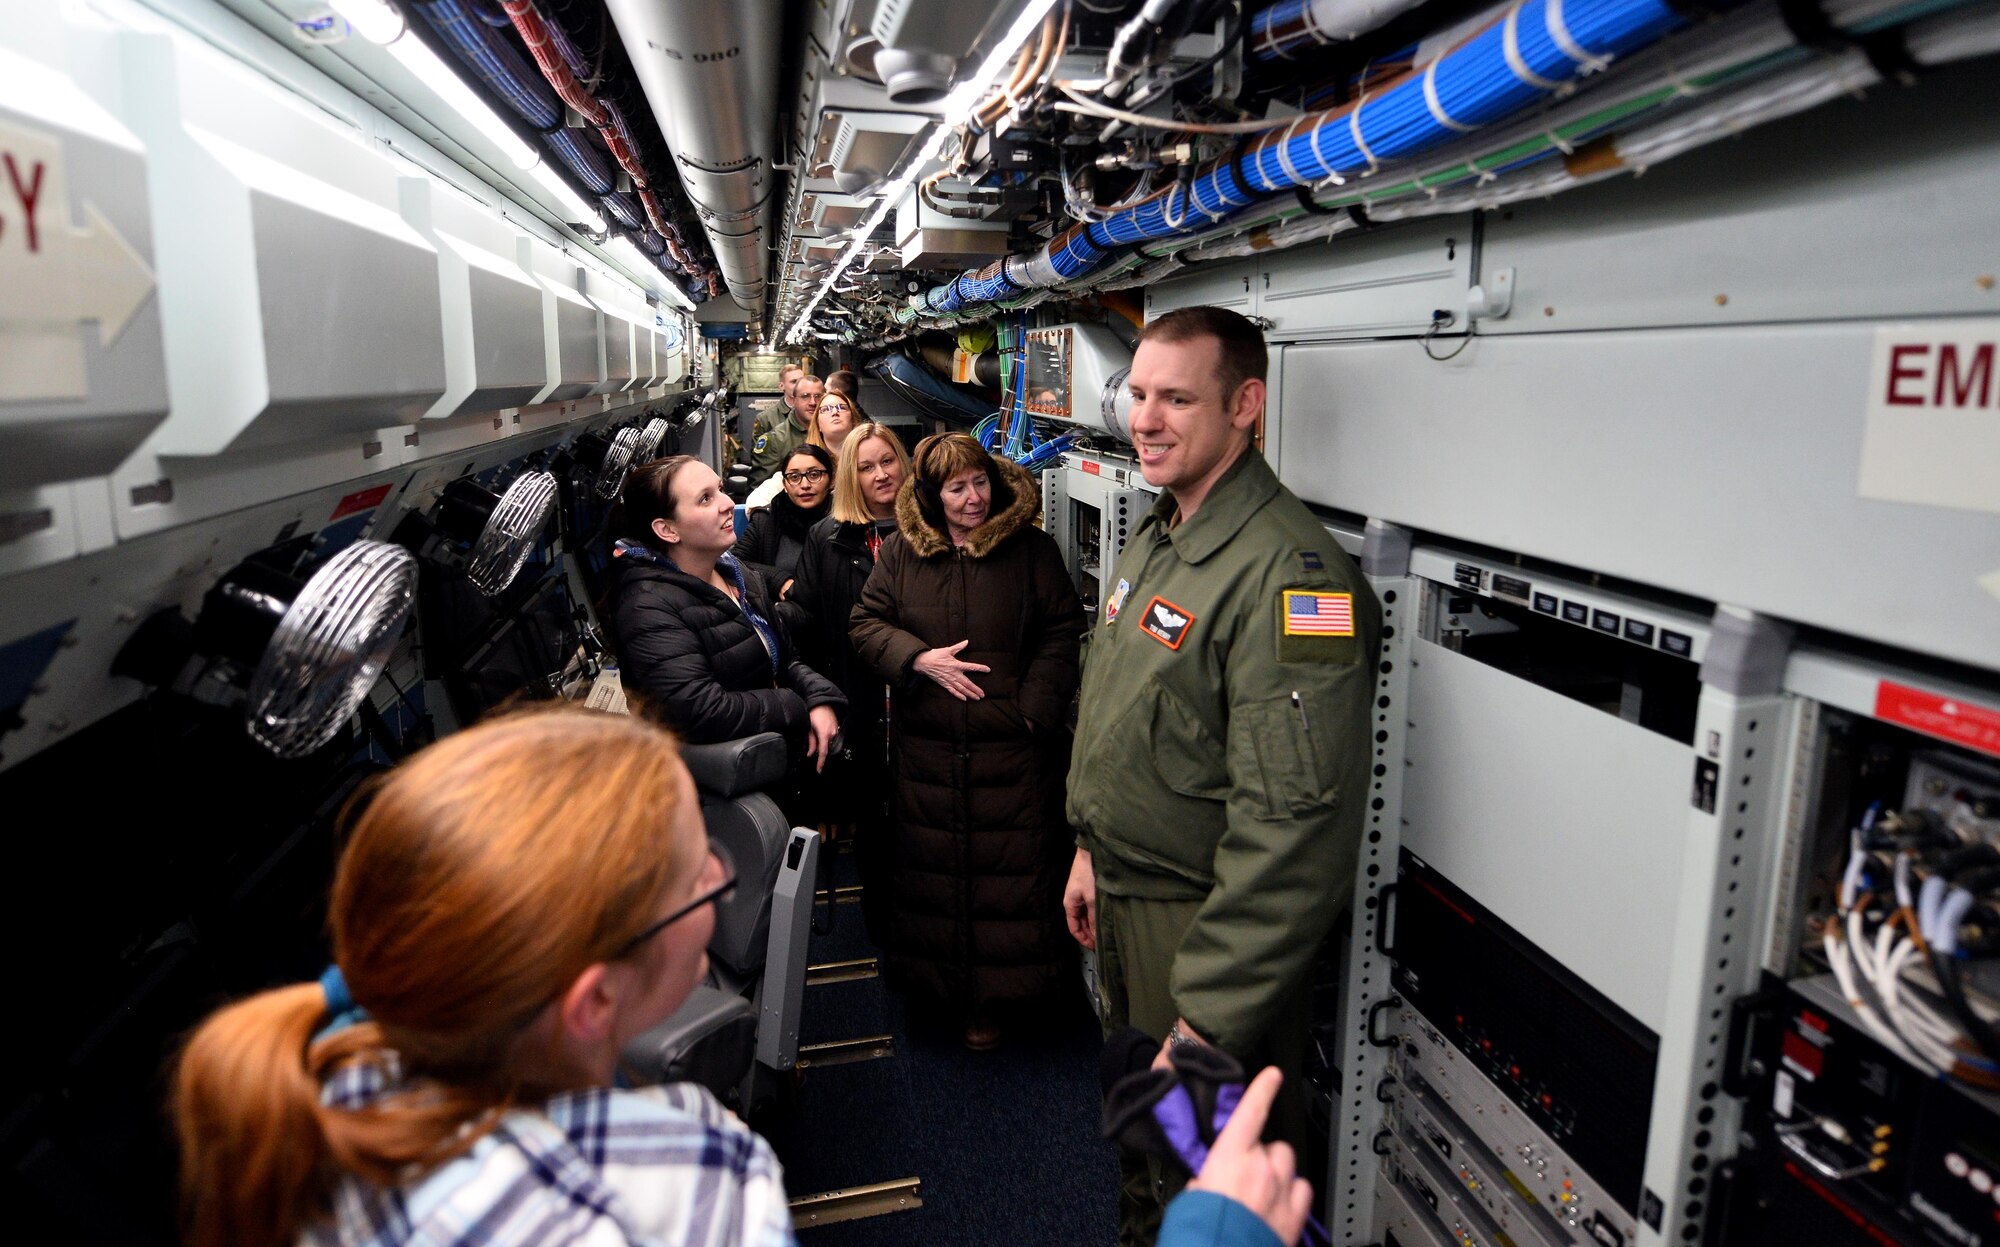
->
[1283,590,1355,637]
[1139,596,1195,650]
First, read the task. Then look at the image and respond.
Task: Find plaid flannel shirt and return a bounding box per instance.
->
[305,1060,796,1247]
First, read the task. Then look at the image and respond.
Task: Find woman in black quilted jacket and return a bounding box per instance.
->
[610,456,845,762]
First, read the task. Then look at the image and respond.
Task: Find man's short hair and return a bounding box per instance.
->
[1135,306,1268,403]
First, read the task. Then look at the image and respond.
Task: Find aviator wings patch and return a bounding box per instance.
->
[1138,596,1195,650]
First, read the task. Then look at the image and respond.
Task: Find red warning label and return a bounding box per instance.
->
[329,483,393,522]
[1875,680,2000,758]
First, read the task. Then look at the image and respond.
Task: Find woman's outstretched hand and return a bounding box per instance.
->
[912,640,990,701]
[805,705,841,772]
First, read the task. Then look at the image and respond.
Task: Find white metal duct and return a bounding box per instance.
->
[603,0,778,319]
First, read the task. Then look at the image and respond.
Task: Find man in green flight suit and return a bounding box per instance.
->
[1063,306,1381,1247]
[747,370,821,487]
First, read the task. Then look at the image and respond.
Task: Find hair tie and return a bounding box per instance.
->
[320,964,353,1018]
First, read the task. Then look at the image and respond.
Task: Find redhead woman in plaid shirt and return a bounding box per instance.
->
[169,707,794,1247]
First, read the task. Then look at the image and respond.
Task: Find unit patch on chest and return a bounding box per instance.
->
[1138,596,1195,650]
[1105,578,1131,623]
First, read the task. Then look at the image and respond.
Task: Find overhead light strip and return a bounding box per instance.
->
[781,0,1060,344]
[329,0,697,305]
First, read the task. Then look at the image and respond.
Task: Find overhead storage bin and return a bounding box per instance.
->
[582,268,642,395]
[399,178,549,419]
[522,242,600,403]
[115,32,446,455]
[0,31,168,491]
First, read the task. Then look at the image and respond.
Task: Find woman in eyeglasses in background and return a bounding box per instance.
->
[730,442,835,616]
[169,707,794,1247]
[805,388,863,461]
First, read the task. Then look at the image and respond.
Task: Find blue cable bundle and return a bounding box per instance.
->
[412,1,616,199]
[603,192,645,229]
[1247,0,1315,62]
[913,0,1687,318]
[412,0,562,129]
[545,128,616,196]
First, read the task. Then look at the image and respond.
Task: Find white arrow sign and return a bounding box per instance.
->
[0,115,156,402]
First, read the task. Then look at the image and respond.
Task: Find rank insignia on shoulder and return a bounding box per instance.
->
[1105,578,1130,624]
[1139,596,1195,650]
[1283,590,1354,637]
[1300,550,1324,571]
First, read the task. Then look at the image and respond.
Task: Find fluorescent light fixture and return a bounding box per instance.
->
[606,237,696,312]
[341,0,540,170]
[328,0,405,44]
[781,0,1059,344]
[530,159,606,233]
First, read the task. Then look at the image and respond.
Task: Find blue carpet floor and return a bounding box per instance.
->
[761,844,1120,1247]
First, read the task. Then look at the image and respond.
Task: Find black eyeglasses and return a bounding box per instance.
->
[782,469,830,485]
[615,842,737,959]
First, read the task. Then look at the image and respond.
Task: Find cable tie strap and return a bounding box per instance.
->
[1271,116,1311,189]
[1294,185,1340,216]
[1776,0,1843,49]
[1306,108,1344,185]
[1504,3,1564,90]
[1348,90,1379,175]
[1544,0,1613,75]
[1224,135,1267,207]
[1776,0,1922,82]
[1423,59,1479,132]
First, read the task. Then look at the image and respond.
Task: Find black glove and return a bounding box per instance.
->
[1100,1025,1250,1177]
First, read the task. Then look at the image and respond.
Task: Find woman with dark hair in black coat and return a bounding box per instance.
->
[610,455,845,759]
[729,443,833,621]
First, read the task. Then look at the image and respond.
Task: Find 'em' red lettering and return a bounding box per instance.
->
[1885,344,1929,406]
[3,152,45,253]
[1934,342,1994,409]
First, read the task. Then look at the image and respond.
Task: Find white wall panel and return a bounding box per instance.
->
[1403,638,1691,1031]
[1481,62,2000,337]
[1279,324,2000,673]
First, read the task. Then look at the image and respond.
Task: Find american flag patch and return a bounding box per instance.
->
[1283,590,1354,636]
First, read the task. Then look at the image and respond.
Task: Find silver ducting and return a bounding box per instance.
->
[603,0,779,317]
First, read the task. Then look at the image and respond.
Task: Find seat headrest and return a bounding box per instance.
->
[682,733,788,797]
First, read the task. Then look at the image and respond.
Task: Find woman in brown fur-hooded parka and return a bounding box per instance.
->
[849,433,1086,1048]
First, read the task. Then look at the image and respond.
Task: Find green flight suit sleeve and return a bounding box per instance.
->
[1170,567,1376,1056]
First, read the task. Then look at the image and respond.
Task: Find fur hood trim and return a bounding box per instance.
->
[893,455,1040,559]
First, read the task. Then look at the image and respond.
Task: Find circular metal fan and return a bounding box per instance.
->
[244,540,416,758]
[467,470,558,596]
[634,416,672,462]
[596,425,643,499]
[1100,366,1134,443]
